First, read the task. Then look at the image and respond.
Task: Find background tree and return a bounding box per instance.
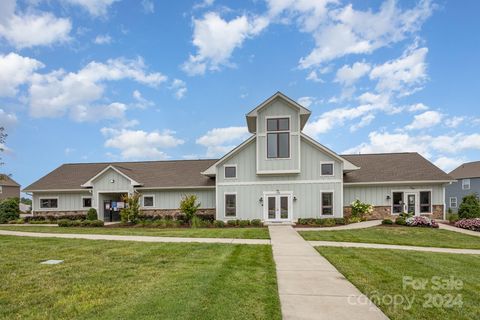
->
[458,194,480,219]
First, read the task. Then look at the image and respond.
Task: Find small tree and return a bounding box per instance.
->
[180,194,201,224]
[120,193,141,223]
[0,198,20,223]
[458,194,480,219]
[86,208,98,221]
[351,199,373,221]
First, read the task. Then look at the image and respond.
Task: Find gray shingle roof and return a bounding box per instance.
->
[341,153,453,183]
[24,159,217,191]
[0,175,20,187]
[449,161,480,179]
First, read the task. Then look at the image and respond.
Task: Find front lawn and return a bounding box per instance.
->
[300,226,480,249]
[0,225,270,239]
[317,247,480,320]
[0,236,281,319]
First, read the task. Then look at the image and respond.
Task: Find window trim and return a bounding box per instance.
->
[81,196,92,208]
[224,192,237,218]
[224,164,237,180]
[320,191,334,216]
[391,191,404,215]
[449,197,458,208]
[419,191,432,214]
[265,116,291,160]
[390,189,433,216]
[142,194,155,208]
[320,161,335,177]
[462,179,471,190]
[39,197,59,210]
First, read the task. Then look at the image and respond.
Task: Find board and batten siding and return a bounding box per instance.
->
[33,192,92,212]
[344,184,445,207]
[92,168,134,193]
[138,189,215,209]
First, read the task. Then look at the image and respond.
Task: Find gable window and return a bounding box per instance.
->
[40,198,58,209]
[462,179,471,190]
[267,118,290,158]
[392,192,404,214]
[450,197,458,208]
[321,192,333,215]
[224,166,237,179]
[225,194,236,217]
[419,191,431,213]
[321,163,334,176]
[82,197,92,208]
[143,196,154,207]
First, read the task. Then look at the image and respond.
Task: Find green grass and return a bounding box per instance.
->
[300,226,480,249]
[0,236,280,320]
[0,225,270,239]
[317,247,480,320]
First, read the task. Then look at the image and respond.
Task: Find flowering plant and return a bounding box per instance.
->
[350,200,373,221]
[455,218,480,232]
[405,216,439,228]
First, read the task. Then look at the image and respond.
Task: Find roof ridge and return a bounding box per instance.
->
[62,158,220,166]
[341,152,418,156]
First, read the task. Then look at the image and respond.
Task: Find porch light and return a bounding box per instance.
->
[110,179,115,183]
[259,197,263,205]
[386,195,391,200]
[293,196,297,202]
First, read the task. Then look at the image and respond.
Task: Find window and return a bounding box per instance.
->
[462,179,471,190]
[82,197,92,208]
[225,194,236,217]
[267,118,290,158]
[40,198,58,209]
[224,166,237,179]
[321,192,333,215]
[450,197,458,208]
[392,192,404,214]
[143,196,154,207]
[321,163,334,176]
[419,191,431,213]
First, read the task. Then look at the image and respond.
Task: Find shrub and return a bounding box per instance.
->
[58,219,104,227]
[213,220,225,228]
[315,218,325,226]
[405,216,438,228]
[190,215,203,228]
[0,198,20,223]
[395,217,406,225]
[323,218,336,227]
[447,213,460,224]
[250,219,263,227]
[348,216,362,224]
[198,213,215,223]
[458,194,480,219]
[334,218,346,225]
[8,218,24,224]
[350,199,373,221]
[455,218,480,232]
[179,194,201,224]
[120,193,141,224]
[238,220,250,228]
[86,208,98,221]
[227,220,237,227]
[382,219,393,225]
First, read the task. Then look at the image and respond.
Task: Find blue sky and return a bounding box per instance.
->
[1,0,479,191]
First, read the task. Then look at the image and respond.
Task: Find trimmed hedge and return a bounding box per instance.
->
[25,214,86,223]
[297,218,344,227]
[58,219,104,227]
[382,219,393,225]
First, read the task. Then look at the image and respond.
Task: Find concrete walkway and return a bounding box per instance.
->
[439,222,480,237]
[0,229,270,245]
[295,220,382,231]
[309,240,480,255]
[269,226,388,320]
[0,223,58,227]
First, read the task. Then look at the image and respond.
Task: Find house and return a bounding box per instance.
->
[0,175,20,201]
[23,92,453,222]
[446,161,480,213]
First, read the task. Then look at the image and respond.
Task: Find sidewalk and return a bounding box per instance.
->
[269,226,388,320]
[0,229,270,245]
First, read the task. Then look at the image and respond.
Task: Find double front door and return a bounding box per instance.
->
[264,193,292,221]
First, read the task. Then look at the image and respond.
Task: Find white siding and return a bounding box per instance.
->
[93,168,133,193]
[138,189,215,209]
[33,192,91,212]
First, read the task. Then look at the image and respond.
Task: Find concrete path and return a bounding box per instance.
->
[269,226,388,320]
[309,240,480,255]
[439,222,480,237]
[295,220,382,231]
[0,229,270,245]
[0,223,58,227]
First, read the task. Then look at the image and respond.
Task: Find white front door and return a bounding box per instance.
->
[264,193,292,221]
[405,192,418,216]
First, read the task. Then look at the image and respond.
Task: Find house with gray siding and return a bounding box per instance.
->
[24,92,453,222]
[446,161,480,213]
[0,175,20,201]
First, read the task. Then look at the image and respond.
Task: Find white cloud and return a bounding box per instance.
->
[445,116,464,128]
[64,147,75,155]
[193,0,215,10]
[297,96,314,108]
[28,57,166,119]
[102,127,184,160]
[0,52,44,97]
[182,12,268,75]
[407,103,429,112]
[70,102,127,122]
[0,0,71,49]
[350,114,375,132]
[94,34,112,44]
[63,0,119,16]
[141,0,154,14]
[170,79,187,99]
[0,108,18,128]
[306,70,324,83]
[132,90,154,109]
[196,126,250,157]
[434,156,465,172]
[335,62,371,86]
[405,110,442,130]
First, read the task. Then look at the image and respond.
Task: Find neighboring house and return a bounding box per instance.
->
[23,92,453,222]
[446,161,480,213]
[0,175,20,201]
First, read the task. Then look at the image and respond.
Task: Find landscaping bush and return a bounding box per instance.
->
[382,219,393,225]
[213,220,225,228]
[8,218,24,224]
[250,219,263,227]
[198,213,215,223]
[120,193,141,224]
[179,194,201,224]
[455,218,480,232]
[405,216,439,228]
[24,214,86,223]
[448,213,460,224]
[190,215,203,228]
[458,194,480,219]
[350,199,373,221]
[322,218,336,227]
[347,216,362,224]
[0,198,20,223]
[86,208,98,221]
[238,220,250,228]
[395,217,406,225]
[227,220,237,227]
[334,218,346,225]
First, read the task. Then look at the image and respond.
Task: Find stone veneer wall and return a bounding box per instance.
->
[139,208,216,218]
[34,210,87,217]
[343,205,444,220]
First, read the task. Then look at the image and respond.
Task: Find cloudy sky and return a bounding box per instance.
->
[1,0,479,190]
